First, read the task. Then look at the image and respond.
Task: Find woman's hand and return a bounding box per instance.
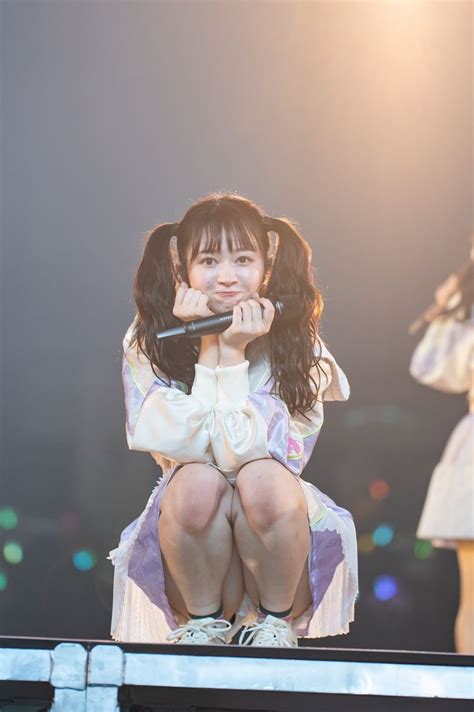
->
[218,294,275,365]
[173,282,219,368]
[173,282,214,322]
[434,274,459,308]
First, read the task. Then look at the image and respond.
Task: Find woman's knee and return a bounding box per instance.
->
[235,459,307,532]
[160,464,231,534]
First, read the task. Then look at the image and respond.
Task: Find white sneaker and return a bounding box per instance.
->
[238,614,298,648]
[166,616,232,645]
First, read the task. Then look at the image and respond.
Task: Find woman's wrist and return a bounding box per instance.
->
[218,341,247,367]
[198,334,219,369]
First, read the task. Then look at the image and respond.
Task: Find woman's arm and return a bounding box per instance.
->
[198,334,219,369]
[122,325,217,463]
[209,343,350,475]
[409,315,473,393]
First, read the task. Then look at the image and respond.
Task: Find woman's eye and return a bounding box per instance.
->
[200,257,215,266]
[237,256,251,264]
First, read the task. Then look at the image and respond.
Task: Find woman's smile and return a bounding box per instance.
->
[214,291,242,298]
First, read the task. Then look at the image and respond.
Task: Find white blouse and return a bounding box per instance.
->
[122,319,350,477]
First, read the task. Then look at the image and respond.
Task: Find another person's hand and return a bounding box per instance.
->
[434,274,459,309]
[173,282,214,322]
[219,294,275,354]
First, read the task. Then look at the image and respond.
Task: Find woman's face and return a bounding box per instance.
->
[187,232,266,314]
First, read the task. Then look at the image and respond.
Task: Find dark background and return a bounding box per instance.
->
[0,0,472,651]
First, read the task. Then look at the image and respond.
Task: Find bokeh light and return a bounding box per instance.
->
[73,549,97,572]
[358,533,375,554]
[373,574,398,601]
[372,524,394,547]
[369,479,389,501]
[415,539,433,560]
[0,571,7,591]
[3,541,23,565]
[0,507,18,530]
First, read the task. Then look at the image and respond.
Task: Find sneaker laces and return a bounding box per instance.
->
[238,618,294,647]
[166,617,232,644]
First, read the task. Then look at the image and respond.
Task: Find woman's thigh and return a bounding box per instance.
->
[159,464,245,622]
[159,460,313,623]
[231,459,313,619]
[230,486,312,619]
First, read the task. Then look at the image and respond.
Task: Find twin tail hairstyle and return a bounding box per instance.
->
[131,192,324,417]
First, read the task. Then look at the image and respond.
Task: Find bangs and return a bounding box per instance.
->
[188,215,261,261]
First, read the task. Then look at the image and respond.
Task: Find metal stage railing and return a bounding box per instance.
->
[0,636,473,711]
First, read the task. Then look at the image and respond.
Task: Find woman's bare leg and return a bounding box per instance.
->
[455,540,474,653]
[159,464,243,619]
[231,459,312,614]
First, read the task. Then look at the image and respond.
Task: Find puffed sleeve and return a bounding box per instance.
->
[209,341,350,475]
[409,314,474,393]
[122,320,217,464]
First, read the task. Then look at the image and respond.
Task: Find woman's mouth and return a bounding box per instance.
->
[214,292,241,297]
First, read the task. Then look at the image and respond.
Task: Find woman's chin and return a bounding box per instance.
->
[209,297,240,314]
[209,301,226,314]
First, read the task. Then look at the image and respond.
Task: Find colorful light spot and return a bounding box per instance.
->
[358,533,375,554]
[373,574,398,601]
[0,508,18,530]
[369,480,389,501]
[344,408,368,428]
[3,541,23,565]
[372,524,394,547]
[415,539,433,559]
[73,549,97,572]
[0,571,7,591]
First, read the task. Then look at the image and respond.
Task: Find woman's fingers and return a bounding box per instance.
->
[175,281,188,305]
[174,284,213,320]
[259,297,275,328]
[197,292,212,315]
[234,299,266,333]
[232,304,243,329]
[247,299,264,328]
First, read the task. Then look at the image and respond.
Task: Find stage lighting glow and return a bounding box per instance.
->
[73,549,97,571]
[358,533,375,554]
[372,524,394,547]
[3,541,23,565]
[344,408,367,428]
[373,575,398,601]
[369,479,389,501]
[0,507,18,530]
[415,539,433,559]
[0,571,7,591]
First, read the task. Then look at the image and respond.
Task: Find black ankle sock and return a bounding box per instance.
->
[258,603,293,619]
[188,604,223,620]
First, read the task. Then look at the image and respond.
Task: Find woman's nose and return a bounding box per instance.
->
[217,264,238,283]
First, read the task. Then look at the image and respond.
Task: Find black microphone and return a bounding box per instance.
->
[156,295,299,340]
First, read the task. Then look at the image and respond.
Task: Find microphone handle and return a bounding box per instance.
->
[184,300,283,339]
[156,298,288,341]
[184,312,234,338]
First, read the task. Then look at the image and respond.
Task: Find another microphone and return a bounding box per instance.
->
[156,295,299,340]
